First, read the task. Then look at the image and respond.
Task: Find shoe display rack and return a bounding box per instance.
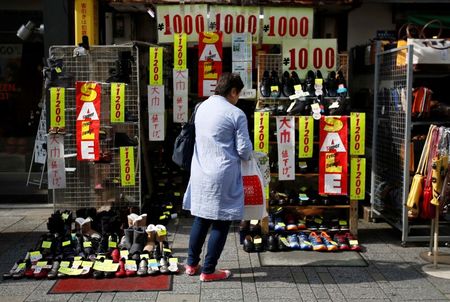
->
[250,53,359,253]
[48,46,141,211]
[370,44,450,244]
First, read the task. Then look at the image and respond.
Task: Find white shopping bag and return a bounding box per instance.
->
[241,154,268,220]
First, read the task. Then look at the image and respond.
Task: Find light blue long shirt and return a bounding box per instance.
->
[182,95,253,221]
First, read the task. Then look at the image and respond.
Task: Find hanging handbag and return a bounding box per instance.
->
[407,125,434,218]
[421,127,440,219]
[172,103,202,171]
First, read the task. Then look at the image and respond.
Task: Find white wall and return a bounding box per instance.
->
[347,3,394,50]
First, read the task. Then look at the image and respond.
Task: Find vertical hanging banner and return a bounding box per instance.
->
[148,85,165,141]
[76,82,101,161]
[120,146,135,186]
[149,47,163,85]
[298,116,314,158]
[232,33,255,99]
[350,112,366,156]
[173,69,189,123]
[74,0,99,45]
[319,116,348,195]
[276,116,296,180]
[209,6,260,44]
[156,4,208,43]
[47,134,66,189]
[254,112,269,154]
[110,83,125,123]
[173,33,187,70]
[198,31,223,97]
[350,157,366,200]
[262,7,313,44]
[50,87,65,129]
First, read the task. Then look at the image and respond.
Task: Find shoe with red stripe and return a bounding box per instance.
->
[200,269,231,282]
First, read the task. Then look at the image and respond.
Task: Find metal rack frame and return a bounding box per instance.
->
[370,44,450,244]
[48,45,141,212]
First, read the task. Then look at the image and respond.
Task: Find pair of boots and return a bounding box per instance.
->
[75,217,101,239]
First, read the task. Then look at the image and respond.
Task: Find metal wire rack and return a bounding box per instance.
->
[49,46,141,212]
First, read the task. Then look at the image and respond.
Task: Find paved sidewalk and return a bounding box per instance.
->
[1,207,450,302]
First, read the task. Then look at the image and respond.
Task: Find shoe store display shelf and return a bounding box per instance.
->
[370,44,450,244]
[47,46,141,212]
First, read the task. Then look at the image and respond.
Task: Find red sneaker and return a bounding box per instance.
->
[200,269,231,282]
[345,232,362,252]
[184,264,200,276]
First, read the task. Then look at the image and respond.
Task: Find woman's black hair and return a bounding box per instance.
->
[214,72,244,97]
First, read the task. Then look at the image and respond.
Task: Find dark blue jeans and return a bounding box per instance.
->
[187,216,232,274]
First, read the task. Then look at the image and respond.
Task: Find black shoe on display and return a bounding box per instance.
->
[106,51,132,84]
[43,57,74,88]
[326,71,338,97]
[267,234,278,252]
[315,70,326,97]
[270,70,281,98]
[243,235,255,253]
[114,132,138,147]
[281,71,294,97]
[260,70,271,97]
[304,70,316,96]
[291,71,301,86]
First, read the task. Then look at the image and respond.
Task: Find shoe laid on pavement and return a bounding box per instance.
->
[308,232,327,252]
[320,232,338,252]
[345,233,362,252]
[333,233,350,251]
[200,269,231,282]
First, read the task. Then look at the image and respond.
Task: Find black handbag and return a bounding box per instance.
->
[172,103,202,170]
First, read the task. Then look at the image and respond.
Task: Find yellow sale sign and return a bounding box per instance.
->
[254,111,269,153]
[110,83,125,123]
[50,87,65,128]
[350,112,365,155]
[74,0,98,45]
[298,116,314,158]
[149,47,163,85]
[173,33,187,70]
[350,157,366,200]
[120,147,135,186]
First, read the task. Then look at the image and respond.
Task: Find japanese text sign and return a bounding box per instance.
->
[350,157,366,200]
[149,47,163,85]
[50,87,65,128]
[157,4,208,43]
[262,7,313,44]
[148,85,165,141]
[198,31,223,97]
[254,112,269,154]
[282,39,337,78]
[120,146,135,186]
[276,116,296,180]
[76,81,101,161]
[298,116,314,158]
[110,83,125,123]
[173,33,187,70]
[74,0,98,45]
[350,112,365,155]
[319,116,348,195]
[47,134,66,189]
[209,6,259,44]
[173,69,188,123]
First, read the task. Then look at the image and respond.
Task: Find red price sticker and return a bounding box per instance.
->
[262,7,313,44]
[149,47,163,85]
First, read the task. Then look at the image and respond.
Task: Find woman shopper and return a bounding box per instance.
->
[183,73,253,282]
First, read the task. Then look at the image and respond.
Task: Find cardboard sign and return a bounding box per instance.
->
[149,112,165,141]
[76,81,101,161]
[173,33,187,70]
[350,157,366,200]
[50,87,65,128]
[319,116,348,195]
[198,32,223,97]
[276,116,296,180]
[148,85,165,141]
[110,83,125,123]
[120,146,135,186]
[173,69,188,123]
[47,134,66,189]
[350,112,365,155]
[298,116,314,158]
[254,112,269,154]
[262,7,313,44]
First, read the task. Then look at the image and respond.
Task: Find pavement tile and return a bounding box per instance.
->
[0,296,28,302]
[156,293,199,302]
[386,287,448,301]
[200,288,243,300]
[200,279,242,289]
[83,293,101,302]
[338,286,388,300]
[97,293,115,302]
[254,276,296,288]
[112,292,158,301]
[171,282,201,294]
[256,287,300,300]
[67,294,87,302]
[25,294,73,302]
[0,283,40,296]
[311,286,331,299]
